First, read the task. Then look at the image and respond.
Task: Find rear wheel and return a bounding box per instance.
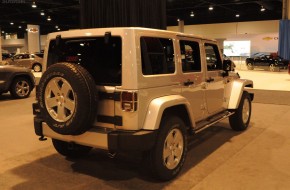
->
[32,63,42,72]
[52,139,92,158]
[229,91,252,131]
[10,77,32,99]
[149,115,187,181]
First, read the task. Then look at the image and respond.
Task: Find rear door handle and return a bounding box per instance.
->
[183,80,194,86]
[206,77,214,83]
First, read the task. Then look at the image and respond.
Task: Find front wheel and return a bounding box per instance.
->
[229,91,252,131]
[247,62,254,70]
[10,77,32,99]
[149,115,187,181]
[52,139,92,158]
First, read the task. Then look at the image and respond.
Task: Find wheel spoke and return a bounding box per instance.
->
[56,105,66,121]
[49,80,61,95]
[46,97,58,108]
[174,144,183,158]
[61,82,71,96]
[163,145,171,160]
[64,98,75,112]
[173,130,182,144]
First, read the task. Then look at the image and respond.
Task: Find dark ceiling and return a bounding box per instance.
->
[0,0,283,37]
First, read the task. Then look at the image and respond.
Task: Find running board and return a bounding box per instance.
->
[193,111,235,134]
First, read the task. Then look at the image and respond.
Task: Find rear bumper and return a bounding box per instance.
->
[33,116,158,152]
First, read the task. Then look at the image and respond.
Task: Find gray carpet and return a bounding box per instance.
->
[247,89,290,106]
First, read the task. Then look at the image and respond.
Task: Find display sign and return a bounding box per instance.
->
[223,41,251,56]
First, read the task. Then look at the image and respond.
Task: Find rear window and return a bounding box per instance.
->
[47,36,122,86]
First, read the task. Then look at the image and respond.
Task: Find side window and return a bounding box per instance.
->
[180,40,201,72]
[23,54,29,59]
[141,37,175,75]
[205,43,222,71]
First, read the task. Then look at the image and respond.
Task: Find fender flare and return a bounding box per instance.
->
[227,79,253,109]
[142,95,195,130]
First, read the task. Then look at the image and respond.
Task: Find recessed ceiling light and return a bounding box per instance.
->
[190,11,194,17]
[209,6,213,11]
[18,26,22,29]
[40,12,45,16]
[55,25,58,28]
[32,1,37,8]
[10,22,14,25]
[260,6,265,12]
[236,14,240,18]
[177,18,180,22]
[57,28,60,31]
[2,31,4,34]
[47,16,51,21]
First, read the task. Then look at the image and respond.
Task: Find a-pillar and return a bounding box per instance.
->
[27,24,41,53]
[278,0,290,59]
[80,0,166,29]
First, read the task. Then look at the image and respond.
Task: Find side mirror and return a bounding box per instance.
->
[223,59,232,71]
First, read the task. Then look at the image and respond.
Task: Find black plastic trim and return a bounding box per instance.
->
[108,130,158,151]
[98,92,121,101]
[32,102,41,115]
[34,116,44,136]
[97,115,122,126]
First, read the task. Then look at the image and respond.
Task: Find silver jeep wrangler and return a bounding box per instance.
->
[33,27,253,180]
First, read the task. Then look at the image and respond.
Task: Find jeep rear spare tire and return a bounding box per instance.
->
[37,62,97,135]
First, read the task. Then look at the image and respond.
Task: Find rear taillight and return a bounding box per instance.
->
[121,91,138,112]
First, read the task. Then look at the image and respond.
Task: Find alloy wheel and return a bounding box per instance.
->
[163,127,184,170]
[15,80,30,97]
[44,77,76,122]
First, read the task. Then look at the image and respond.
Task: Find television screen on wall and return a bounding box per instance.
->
[223,41,251,56]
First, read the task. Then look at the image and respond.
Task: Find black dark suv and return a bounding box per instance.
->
[0,65,35,99]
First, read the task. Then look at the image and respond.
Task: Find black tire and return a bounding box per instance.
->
[247,62,254,70]
[52,139,92,158]
[149,115,187,181]
[10,77,32,99]
[37,62,97,135]
[32,63,42,72]
[229,91,252,131]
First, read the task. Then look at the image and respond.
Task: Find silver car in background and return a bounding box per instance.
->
[7,53,43,72]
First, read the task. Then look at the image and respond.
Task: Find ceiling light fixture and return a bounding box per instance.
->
[209,6,213,11]
[235,14,240,18]
[177,18,180,22]
[2,31,4,34]
[40,11,45,16]
[55,25,59,28]
[10,22,14,25]
[47,16,51,21]
[190,11,194,17]
[18,26,22,29]
[260,6,265,12]
[32,1,37,8]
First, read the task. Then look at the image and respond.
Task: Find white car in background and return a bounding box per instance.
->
[7,53,43,72]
